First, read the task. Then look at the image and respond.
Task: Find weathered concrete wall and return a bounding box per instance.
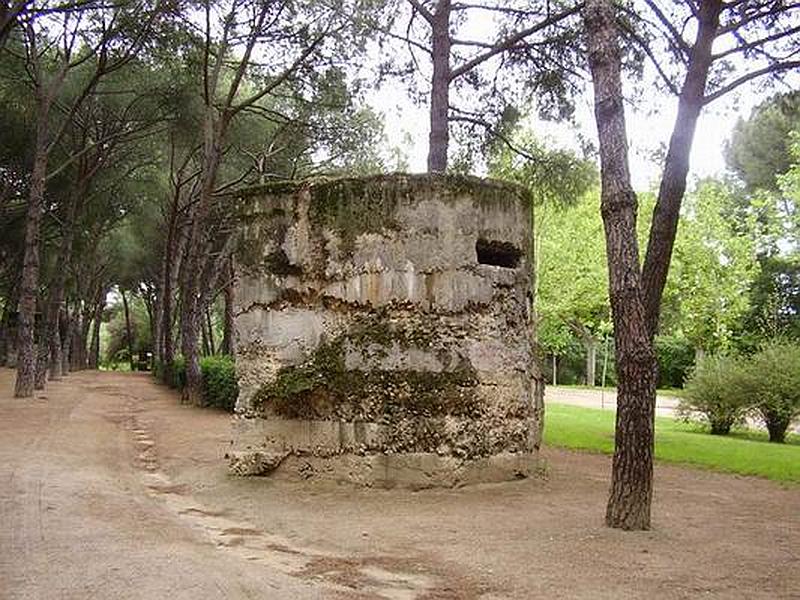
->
[229,174,543,487]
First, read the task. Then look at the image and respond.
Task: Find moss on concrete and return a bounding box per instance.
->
[251,312,479,422]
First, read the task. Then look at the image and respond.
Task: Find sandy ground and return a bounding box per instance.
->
[1,369,798,600]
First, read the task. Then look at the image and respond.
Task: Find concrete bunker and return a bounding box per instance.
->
[228,173,543,487]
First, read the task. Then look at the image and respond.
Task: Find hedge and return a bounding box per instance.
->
[155,355,238,412]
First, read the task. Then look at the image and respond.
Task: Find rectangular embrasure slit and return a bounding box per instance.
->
[476,238,521,268]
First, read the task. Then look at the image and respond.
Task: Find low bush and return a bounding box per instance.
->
[734,342,800,443]
[199,355,238,412]
[171,356,187,389]
[681,342,800,442]
[680,354,748,435]
[153,355,237,412]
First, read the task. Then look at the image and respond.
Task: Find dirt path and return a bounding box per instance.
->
[546,386,681,416]
[1,369,798,599]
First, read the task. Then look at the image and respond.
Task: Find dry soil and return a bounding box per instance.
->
[1,369,798,599]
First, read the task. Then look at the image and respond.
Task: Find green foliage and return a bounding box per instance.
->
[161,355,238,412]
[170,356,186,389]
[663,180,759,352]
[654,333,695,389]
[535,192,608,328]
[725,91,800,192]
[739,255,800,348]
[680,354,749,435]
[776,131,800,251]
[103,292,152,365]
[679,342,800,443]
[544,403,800,483]
[199,356,238,412]
[488,129,597,208]
[734,342,800,443]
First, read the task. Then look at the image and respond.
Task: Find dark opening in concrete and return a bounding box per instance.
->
[476,239,521,269]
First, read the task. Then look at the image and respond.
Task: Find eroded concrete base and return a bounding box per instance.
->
[227,416,543,488]
[228,448,542,489]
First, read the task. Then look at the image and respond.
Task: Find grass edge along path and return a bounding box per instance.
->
[544,403,800,483]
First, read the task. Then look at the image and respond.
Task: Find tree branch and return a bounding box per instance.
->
[449,2,582,81]
[703,60,800,105]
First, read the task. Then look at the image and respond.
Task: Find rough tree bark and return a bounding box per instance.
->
[641,1,722,338]
[1,273,20,366]
[45,189,80,379]
[584,0,658,530]
[89,295,105,369]
[427,0,451,172]
[14,110,50,397]
[180,114,225,404]
[61,305,72,374]
[220,258,235,356]
[160,198,186,384]
[200,315,210,356]
[205,308,215,355]
[121,288,134,370]
[34,312,48,389]
[152,266,164,368]
[77,296,96,369]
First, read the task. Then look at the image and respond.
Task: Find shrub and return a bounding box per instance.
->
[153,354,238,412]
[199,355,238,412]
[171,356,187,389]
[654,334,695,389]
[679,354,748,435]
[735,342,800,443]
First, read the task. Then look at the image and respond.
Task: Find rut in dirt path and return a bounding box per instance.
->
[103,376,485,600]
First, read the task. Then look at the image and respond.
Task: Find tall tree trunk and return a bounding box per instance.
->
[181,112,227,405]
[89,296,104,369]
[201,315,210,356]
[206,308,215,355]
[152,267,164,369]
[70,310,83,370]
[2,271,21,367]
[121,288,134,370]
[15,115,50,397]
[640,1,721,337]
[427,0,451,173]
[585,337,597,387]
[61,305,72,374]
[161,199,189,384]
[0,288,14,366]
[221,258,235,356]
[34,312,48,390]
[45,190,79,379]
[161,233,177,382]
[585,0,658,530]
[78,302,94,369]
[179,295,202,402]
[0,312,6,368]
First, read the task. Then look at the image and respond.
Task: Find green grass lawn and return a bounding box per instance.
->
[544,403,800,483]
